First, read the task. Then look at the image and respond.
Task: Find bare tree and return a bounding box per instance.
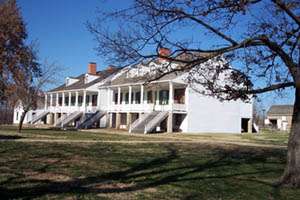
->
[89,0,300,187]
[7,61,63,133]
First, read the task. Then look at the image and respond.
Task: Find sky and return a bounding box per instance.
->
[17,0,294,110]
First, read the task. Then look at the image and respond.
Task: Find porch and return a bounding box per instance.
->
[107,81,187,113]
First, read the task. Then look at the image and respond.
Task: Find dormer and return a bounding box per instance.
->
[65,77,79,86]
[84,73,99,84]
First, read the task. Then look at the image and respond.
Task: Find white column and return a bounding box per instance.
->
[97,90,101,107]
[107,88,111,109]
[156,90,160,105]
[88,94,92,107]
[117,87,121,105]
[169,81,174,105]
[75,91,79,107]
[62,92,65,107]
[50,93,53,107]
[68,92,71,107]
[56,93,59,107]
[128,86,132,105]
[44,93,48,110]
[82,91,86,108]
[140,85,144,104]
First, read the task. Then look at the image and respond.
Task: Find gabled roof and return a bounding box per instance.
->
[48,68,120,92]
[267,105,293,116]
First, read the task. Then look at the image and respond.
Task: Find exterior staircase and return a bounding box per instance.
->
[30,111,49,124]
[78,110,106,129]
[145,111,168,133]
[55,111,83,128]
[130,111,168,134]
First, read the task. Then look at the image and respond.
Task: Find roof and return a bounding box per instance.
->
[267,105,293,116]
[48,68,120,92]
[101,61,186,87]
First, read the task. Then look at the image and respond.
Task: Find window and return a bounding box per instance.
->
[159,90,169,105]
[125,92,129,104]
[174,88,185,104]
[131,93,134,104]
[114,93,118,104]
[65,96,69,106]
[147,91,153,103]
[92,95,98,106]
[86,95,90,105]
[78,96,83,106]
[58,97,62,106]
[135,92,141,104]
[120,92,123,103]
[71,96,76,106]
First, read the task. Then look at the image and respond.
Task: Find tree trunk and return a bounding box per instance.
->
[18,110,28,133]
[280,87,300,187]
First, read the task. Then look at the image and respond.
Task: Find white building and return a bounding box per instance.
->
[14,54,253,133]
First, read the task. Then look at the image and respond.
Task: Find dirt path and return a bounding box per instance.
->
[0,137,287,149]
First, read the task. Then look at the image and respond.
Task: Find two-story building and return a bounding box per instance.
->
[14,50,253,133]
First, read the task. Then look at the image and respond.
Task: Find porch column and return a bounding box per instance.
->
[62,92,65,107]
[248,119,252,133]
[68,92,71,107]
[128,86,132,105]
[44,93,48,110]
[126,112,131,129]
[56,93,59,107]
[82,91,86,108]
[116,113,121,129]
[107,88,111,109]
[109,113,113,128]
[140,85,144,104]
[169,81,174,106]
[75,91,79,107]
[117,87,121,105]
[167,112,173,133]
[97,90,101,107]
[50,94,53,107]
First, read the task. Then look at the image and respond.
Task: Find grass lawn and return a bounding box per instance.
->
[0,126,299,199]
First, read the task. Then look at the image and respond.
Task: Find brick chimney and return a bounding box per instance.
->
[106,65,116,73]
[158,47,171,62]
[88,62,97,75]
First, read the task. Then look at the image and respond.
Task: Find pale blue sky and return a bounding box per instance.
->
[17,0,294,110]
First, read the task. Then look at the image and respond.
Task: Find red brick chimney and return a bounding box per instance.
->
[88,62,97,75]
[158,47,171,62]
[106,65,116,73]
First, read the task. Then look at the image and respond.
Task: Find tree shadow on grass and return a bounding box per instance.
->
[0,135,23,140]
[0,145,286,199]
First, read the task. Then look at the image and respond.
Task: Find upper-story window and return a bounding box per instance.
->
[147,91,153,103]
[174,88,185,104]
[125,92,129,104]
[71,96,76,106]
[135,92,141,104]
[92,95,97,106]
[58,97,62,106]
[86,95,90,105]
[159,90,169,105]
[114,93,118,104]
[78,96,83,106]
[65,96,69,106]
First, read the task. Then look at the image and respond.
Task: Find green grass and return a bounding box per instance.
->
[0,126,297,199]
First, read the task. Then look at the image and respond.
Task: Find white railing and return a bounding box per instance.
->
[108,103,186,113]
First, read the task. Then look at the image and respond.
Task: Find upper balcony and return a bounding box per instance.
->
[107,81,187,113]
